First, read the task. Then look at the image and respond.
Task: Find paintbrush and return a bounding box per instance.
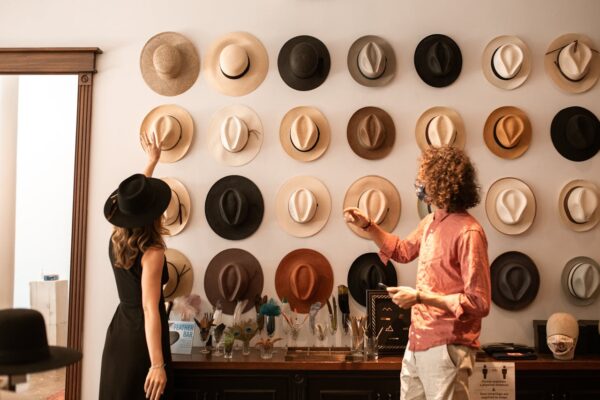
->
[338,285,350,334]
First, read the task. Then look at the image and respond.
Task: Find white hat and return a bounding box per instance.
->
[558,180,600,232]
[415,107,465,151]
[562,256,600,306]
[485,177,536,235]
[545,33,600,93]
[482,35,531,90]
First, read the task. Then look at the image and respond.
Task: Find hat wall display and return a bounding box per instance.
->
[343,175,401,239]
[0,309,82,375]
[163,248,194,302]
[161,178,191,236]
[482,35,531,90]
[415,106,465,151]
[205,175,264,240]
[545,33,600,94]
[280,106,331,162]
[347,106,396,160]
[204,248,264,314]
[491,251,540,311]
[140,104,194,163]
[414,34,462,87]
[278,35,331,91]
[208,105,263,166]
[347,35,396,87]
[276,176,331,237]
[104,173,171,228]
[483,106,532,159]
[561,256,600,306]
[551,106,600,162]
[559,180,600,232]
[348,253,397,306]
[204,32,268,96]
[485,177,536,235]
[275,248,334,313]
[140,32,200,96]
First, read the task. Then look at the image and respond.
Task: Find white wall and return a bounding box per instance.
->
[1,0,599,398]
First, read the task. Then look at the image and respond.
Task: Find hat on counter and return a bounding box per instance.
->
[483,106,532,159]
[485,177,536,235]
[347,35,396,87]
[161,177,191,236]
[163,248,194,302]
[415,106,465,151]
[561,256,600,306]
[482,35,531,90]
[280,106,330,162]
[491,251,540,311]
[414,34,462,87]
[347,106,396,160]
[347,252,397,306]
[278,35,331,91]
[558,180,600,232]
[551,106,600,162]
[139,104,194,163]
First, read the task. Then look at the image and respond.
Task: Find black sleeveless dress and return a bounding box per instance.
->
[99,241,173,399]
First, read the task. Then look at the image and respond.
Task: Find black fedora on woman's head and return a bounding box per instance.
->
[104,173,171,228]
[278,35,330,91]
[414,34,462,87]
[551,106,600,162]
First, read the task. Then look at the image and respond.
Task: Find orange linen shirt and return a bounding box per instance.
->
[379,209,491,352]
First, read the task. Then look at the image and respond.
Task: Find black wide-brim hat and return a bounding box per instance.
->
[0,309,82,375]
[348,253,397,306]
[414,34,462,87]
[551,106,600,162]
[104,173,171,228]
[278,35,331,91]
[205,175,264,240]
[491,251,540,311]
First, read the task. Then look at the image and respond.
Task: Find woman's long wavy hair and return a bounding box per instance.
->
[111,218,167,269]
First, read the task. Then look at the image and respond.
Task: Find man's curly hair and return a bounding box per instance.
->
[417,146,480,212]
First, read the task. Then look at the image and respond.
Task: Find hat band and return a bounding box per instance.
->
[563,188,586,225]
[291,127,320,153]
[220,57,251,80]
[161,116,183,151]
[357,57,387,80]
[493,119,519,150]
[546,42,593,83]
[0,345,50,365]
[163,262,191,299]
[490,48,522,81]
[165,190,184,226]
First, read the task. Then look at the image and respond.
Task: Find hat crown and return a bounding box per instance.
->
[569,262,600,299]
[290,42,319,78]
[427,40,454,76]
[496,114,524,148]
[220,115,249,153]
[496,188,527,225]
[290,114,319,151]
[153,44,182,78]
[288,188,317,224]
[358,188,388,225]
[558,41,592,81]
[290,263,318,301]
[0,309,51,365]
[493,43,524,79]
[359,264,384,291]
[163,189,180,226]
[153,115,182,151]
[567,186,598,223]
[218,263,249,302]
[219,44,250,79]
[499,263,531,301]
[358,113,386,150]
[427,115,456,148]
[358,41,386,79]
[219,188,248,226]
[566,114,596,149]
[547,312,579,338]
[117,174,156,216]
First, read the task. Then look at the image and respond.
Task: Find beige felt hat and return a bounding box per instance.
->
[545,33,600,94]
[161,178,191,236]
[483,106,532,159]
[558,179,600,232]
[482,35,531,90]
[276,176,331,238]
[561,256,600,306]
[415,106,465,152]
[140,32,200,96]
[347,35,396,87]
[140,104,194,163]
[204,32,268,97]
[163,248,194,302]
[343,175,401,239]
[485,177,536,235]
[347,106,396,160]
[280,106,331,162]
[208,105,263,166]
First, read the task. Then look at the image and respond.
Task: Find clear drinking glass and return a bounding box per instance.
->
[364,336,379,360]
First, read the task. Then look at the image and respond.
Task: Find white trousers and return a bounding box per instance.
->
[400,343,475,400]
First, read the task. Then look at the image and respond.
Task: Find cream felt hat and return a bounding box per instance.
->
[545,33,600,94]
[482,35,531,90]
[276,176,331,238]
[415,106,465,152]
[161,178,191,236]
[140,104,194,163]
[558,180,600,232]
[208,105,263,166]
[280,106,331,162]
[483,106,532,159]
[204,32,268,97]
[140,32,200,96]
[347,35,396,87]
[343,175,401,239]
[163,249,194,302]
[485,177,536,235]
[561,256,600,306]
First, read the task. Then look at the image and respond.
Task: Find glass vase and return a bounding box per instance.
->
[242,340,251,356]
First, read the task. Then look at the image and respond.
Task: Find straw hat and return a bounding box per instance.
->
[414,34,462,87]
[161,178,191,236]
[482,35,531,90]
[485,177,536,235]
[278,35,330,91]
[280,106,330,162]
[491,251,540,311]
[204,32,268,96]
[140,32,200,96]
[163,249,194,302]
[347,106,396,160]
[347,35,396,87]
[558,180,600,232]
[139,104,194,163]
[415,106,465,151]
[561,256,600,306]
[483,106,532,159]
[551,106,600,162]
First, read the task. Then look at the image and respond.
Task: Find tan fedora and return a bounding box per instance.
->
[347,35,396,87]
[347,106,396,160]
[204,32,268,97]
[545,33,600,94]
[558,179,600,232]
[482,35,531,90]
[163,249,194,302]
[280,106,330,162]
[276,176,331,238]
[343,175,401,239]
[140,32,200,96]
[275,249,333,314]
[140,104,194,163]
[415,106,465,152]
[485,177,536,235]
[561,256,600,306]
[161,178,191,236]
[484,106,532,159]
[208,105,263,166]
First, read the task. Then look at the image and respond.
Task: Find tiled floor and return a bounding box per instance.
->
[0,368,64,400]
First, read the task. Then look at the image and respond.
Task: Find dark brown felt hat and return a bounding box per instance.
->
[347,107,395,160]
[491,251,540,311]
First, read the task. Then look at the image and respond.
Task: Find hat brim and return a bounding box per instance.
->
[163,248,194,302]
[491,251,540,311]
[414,34,462,88]
[0,346,82,375]
[415,106,466,152]
[558,180,600,232]
[347,106,396,160]
[276,176,331,237]
[347,253,397,306]
[162,178,191,236]
[347,35,396,87]
[551,106,600,162]
[485,177,536,235]
[561,256,600,306]
[483,106,532,159]
[278,35,331,91]
[482,35,531,90]
[140,104,194,163]
[280,106,331,162]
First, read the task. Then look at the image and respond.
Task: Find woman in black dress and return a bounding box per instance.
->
[100,133,172,400]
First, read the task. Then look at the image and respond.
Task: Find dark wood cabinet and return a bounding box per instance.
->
[306,372,398,400]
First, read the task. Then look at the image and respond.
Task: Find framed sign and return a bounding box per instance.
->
[367,290,411,355]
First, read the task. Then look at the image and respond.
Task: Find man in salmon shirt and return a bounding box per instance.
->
[344,145,491,400]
